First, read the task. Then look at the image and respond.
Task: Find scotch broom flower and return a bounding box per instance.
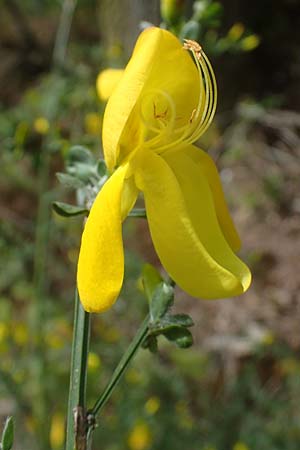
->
[77,27,251,312]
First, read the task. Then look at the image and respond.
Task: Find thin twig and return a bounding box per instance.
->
[53,0,77,68]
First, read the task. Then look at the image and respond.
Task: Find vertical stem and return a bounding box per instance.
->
[65,291,90,450]
[53,0,77,67]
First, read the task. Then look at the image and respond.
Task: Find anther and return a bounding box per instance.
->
[153,102,168,120]
[189,108,197,123]
[183,39,202,61]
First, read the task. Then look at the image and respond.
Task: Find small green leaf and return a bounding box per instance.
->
[142,335,158,353]
[1,416,14,450]
[163,328,193,349]
[68,145,94,164]
[180,20,200,40]
[52,202,89,217]
[150,282,174,322]
[96,160,107,177]
[141,264,163,303]
[56,172,85,189]
[67,162,97,183]
[164,314,194,328]
[152,314,194,333]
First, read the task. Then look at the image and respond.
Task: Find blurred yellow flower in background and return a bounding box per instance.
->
[84,112,102,136]
[88,352,102,372]
[233,442,250,450]
[241,35,260,51]
[145,396,160,415]
[50,412,65,449]
[12,323,28,346]
[33,117,50,135]
[78,27,251,312]
[127,422,152,450]
[228,23,245,41]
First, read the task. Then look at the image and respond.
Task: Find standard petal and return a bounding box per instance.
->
[133,149,251,299]
[103,27,163,171]
[77,164,129,312]
[182,145,241,251]
[102,27,200,171]
[96,69,124,101]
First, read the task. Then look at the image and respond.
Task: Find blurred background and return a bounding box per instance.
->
[0,0,300,449]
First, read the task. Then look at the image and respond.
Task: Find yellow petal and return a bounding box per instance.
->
[182,145,241,251]
[121,174,139,220]
[96,69,124,101]
[102,27,199,171]
[77,164,130,312]
[133,149,251,299]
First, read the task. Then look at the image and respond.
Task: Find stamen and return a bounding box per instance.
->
[183,39,202,61]
[139,88,177,148]
[131,40,217,159]
[190,109,197,123]
[148,41,217,154]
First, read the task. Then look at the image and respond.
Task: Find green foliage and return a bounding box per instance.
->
[140,264,194,350]
[0,417,14,450]
[160,0,260,56]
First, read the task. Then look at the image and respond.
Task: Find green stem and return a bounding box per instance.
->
[53,0,77,68]
[90,315,149,419]
[65,290,91,450]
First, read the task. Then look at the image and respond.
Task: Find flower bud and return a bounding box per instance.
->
[160,0,185,26]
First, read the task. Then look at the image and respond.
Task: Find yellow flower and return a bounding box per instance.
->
[127,422,152,450]
[233,442,250,450]
[50,412,65,449]
[96,69,124,101]
[77,27,251,312]
[13,323,28,346]
[145,396,160,415]
[241,35,260,51]
[84,112,102,136]
[87,352,102,372]
[228,23,245,41]
[33,117,50,135]
[161,0,185,25]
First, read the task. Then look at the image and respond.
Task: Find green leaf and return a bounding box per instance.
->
[67,145,94,164]
[52,202,89,217]
[67,162,97,183]
[163,328,193,349]
[156,314,194,332]
[96,160,107,177]
[141,264,163,303]
[142,335,158,353]
[1,416,14,450]
[56,172,85,189]
[180,20,200,40]
[150,282,174,322]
